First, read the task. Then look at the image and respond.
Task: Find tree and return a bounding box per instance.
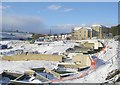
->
[32,33,45,40]
[110,24,120,41]
[110,24,120,36]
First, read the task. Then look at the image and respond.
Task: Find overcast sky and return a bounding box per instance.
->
[1,2,118,34]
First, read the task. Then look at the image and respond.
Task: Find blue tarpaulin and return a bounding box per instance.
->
[91,55,98,60]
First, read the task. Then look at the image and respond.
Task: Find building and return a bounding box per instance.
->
[72,54,91,66]
[91,24,109,39]
[71,27,92,40]
[49,33,71,40]
[71,25,109,40]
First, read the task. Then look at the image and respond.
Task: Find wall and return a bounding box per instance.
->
[2,53,62,61]
[72,54,91,66]
[71,27,88,40]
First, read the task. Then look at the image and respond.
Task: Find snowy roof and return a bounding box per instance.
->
[73,27,82,31]
[73,26,92,31]
[92,24,107,28]
[92,24,102,27]
[85,27,92,31]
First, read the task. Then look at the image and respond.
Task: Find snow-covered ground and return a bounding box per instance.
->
[59,39,120,83]
[0,39,119,83]
[0,40,77,74]
[0,40,77,56]
[0,60,58,74]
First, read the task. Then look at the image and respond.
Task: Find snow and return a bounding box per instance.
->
[73,26,92,31]
[0,40,77,56]
[73,27,82,31]
[0,41,10,45]
[85,27,92,31]
[0,40,77,74]
[0,60,58,74]
[31,79,42,83]
[0,39,119,83]
[58,39,119,83]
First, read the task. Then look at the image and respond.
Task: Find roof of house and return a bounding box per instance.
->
[73,26,92,31]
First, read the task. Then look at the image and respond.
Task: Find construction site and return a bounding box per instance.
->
[0,39,120,85]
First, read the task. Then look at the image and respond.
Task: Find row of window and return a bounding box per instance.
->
[73,34,87,37]
[73,31,87,33]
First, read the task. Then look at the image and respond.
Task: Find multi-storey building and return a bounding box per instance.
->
[91,24,109,39]
[71,27,92,40]
[71,24,109,40]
